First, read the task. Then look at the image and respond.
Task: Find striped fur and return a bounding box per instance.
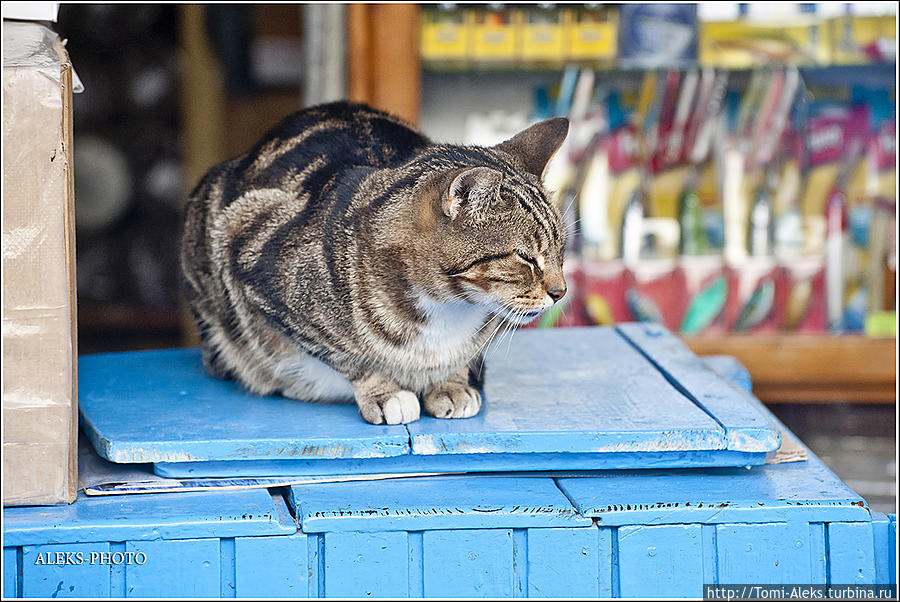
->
[181,102,568,424]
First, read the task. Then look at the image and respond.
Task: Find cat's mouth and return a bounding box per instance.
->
[502,308,544,324]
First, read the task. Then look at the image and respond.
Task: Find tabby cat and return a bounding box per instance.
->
[181,102,568,425]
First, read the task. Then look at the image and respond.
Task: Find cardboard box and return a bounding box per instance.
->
[2,21,78,505]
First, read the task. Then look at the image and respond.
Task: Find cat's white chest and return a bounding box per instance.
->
[411,298,489,367]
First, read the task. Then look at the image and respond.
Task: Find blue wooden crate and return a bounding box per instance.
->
[3,357,895,598]
[4,333,893,597]
[78,325,780,478]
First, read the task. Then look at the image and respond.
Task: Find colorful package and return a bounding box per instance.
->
[624,259,686,331]
[580,259,629,326]
[776,256,827,332]
[727,257,780,333]
[679,255,732,335]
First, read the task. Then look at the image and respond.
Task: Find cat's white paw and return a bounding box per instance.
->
[382,390,421,425]
[358,389,420,425]
[424,384,481,419]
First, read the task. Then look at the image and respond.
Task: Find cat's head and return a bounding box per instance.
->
[418,118,570,324]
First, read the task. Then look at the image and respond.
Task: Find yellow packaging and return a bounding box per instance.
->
[471,7,518,61]
[519,7,566,62]
[828,15,896,65]
[565,7,617,61]
[699,19,831,67]
[420,6,470,61]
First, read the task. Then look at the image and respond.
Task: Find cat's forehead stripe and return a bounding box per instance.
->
[513,182,560,248]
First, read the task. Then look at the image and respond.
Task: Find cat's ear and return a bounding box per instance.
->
[494,118,569,179]
[444,167,503,219]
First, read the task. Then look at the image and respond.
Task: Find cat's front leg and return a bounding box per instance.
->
[423,367,482,419]
[351,372,421,425]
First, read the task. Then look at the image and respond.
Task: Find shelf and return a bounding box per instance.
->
[422,59,897,79]
[684,335,897,404]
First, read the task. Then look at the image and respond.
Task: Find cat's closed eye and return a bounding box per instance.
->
[515,252,543,274]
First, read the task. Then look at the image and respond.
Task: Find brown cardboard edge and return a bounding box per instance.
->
[56,37,78,504]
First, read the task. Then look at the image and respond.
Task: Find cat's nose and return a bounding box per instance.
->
[547,287,567,302]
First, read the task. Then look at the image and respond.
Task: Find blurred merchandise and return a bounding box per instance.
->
[419,4,618,66]
[679,256,730,335]
[618,4,698,68]
[828,12,897,64]
[730,258,779,333]
[471,4,518,62]
[486,55,897,336]
[420,4,895,69]
[699,15,829,67]
[520,4,566,62]
[566,4,617,61]
[777,257,827,332]
[421,4,469,61]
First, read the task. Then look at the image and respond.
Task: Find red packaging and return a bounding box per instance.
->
[726,257,781,333]
[580,259,630,326]
[776,256,827,333]
[624,259,686,332]
[678,255,733,335]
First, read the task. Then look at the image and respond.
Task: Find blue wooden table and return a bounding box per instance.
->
[3,326,896,598]
[78,325,780,478]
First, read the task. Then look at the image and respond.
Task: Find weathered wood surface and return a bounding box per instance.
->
[289,475,592,532]
[79,326,779,477]
[2,488,295,546]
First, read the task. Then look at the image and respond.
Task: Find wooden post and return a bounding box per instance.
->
[347,3,420,125]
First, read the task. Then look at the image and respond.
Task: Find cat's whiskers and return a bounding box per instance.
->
[493,307,524,358]
[472,308,512,365]
[504,309,528,357]
[473,307,516,375]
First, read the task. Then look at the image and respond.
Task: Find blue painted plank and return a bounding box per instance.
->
[617,322,781,452]
[234,533,308,598]
[154,448,766,478]
[556,462,869,526]
[308,534,323,598]
[809,523,828,584]
[220,537,235,597]
[701,525,718,585]
[422,529,514,598]
[21,543,109,598]
[79,328,779,473]
[556,391,870,526]
[512,528,527,596]
[290,476,591,532]
[3,548,17,599]
[829,522,877,584]
[324,531,408,597]
[3,489,295,547]
[872,513,892,586]
[891,517,897,585]
[716,523,812,583]
[124,539,219,598]
[78,349,410,462]
[408,327,727,455]
[617,524,704,597]
[702,355,753,392]
[526,527,598,597]
[597,527,614,597]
